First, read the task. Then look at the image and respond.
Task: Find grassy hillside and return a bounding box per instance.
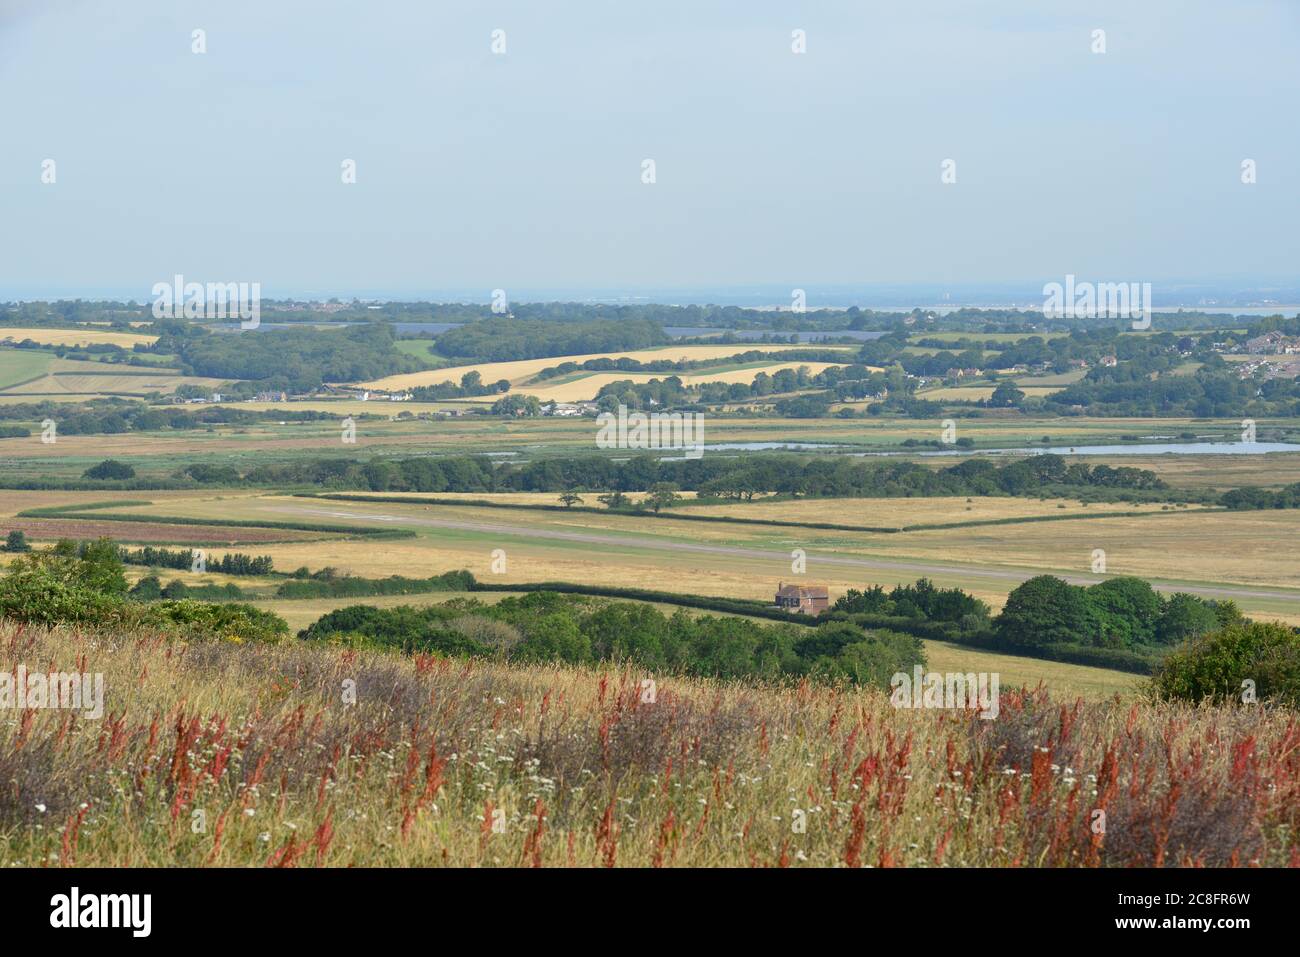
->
[0,618,1293,867]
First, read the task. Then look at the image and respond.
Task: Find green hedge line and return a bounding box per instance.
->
[471,579,813,624]
[275,570,475,598]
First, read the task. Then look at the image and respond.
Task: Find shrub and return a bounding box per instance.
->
[0,552,123,626]
[128,575,163,601]
[1149,621,1300,706]
[132,600,289,645]
[82,459,136,481]
[3,530,31,552]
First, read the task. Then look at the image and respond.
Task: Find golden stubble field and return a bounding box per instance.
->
[0,327,157,348]
[356,344,855,392]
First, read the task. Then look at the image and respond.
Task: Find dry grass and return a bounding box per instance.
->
[919,386,1062,401]
[898,508,1300,590]
[673,495,1185,525]
[0,619,1292,867]
[0,328,156,348]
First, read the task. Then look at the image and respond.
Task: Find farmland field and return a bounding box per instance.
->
[0,326,156,348]
[49,492,1300,625]
[486,361,852,403]
[356,343,855,392]
[0,348,55,388]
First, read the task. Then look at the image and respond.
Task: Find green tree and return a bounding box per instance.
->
[1156,593,1220,645]
[644,482,682,513]
[558,492,584,508]
[78,537,128,596]
[128,575,163,601]
[988,382,1025,408]
[995,575,1097,648]
[82,459,136,480]
[3,530,31,552]
[1087,577,1163,647]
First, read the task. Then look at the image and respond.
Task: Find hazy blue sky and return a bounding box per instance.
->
[1,0,1297,301]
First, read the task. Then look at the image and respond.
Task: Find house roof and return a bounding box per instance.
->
[776,583,829,599]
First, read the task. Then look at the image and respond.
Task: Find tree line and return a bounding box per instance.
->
[181,451,1168,501]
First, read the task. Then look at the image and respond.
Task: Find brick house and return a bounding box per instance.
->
[775,582,829,615]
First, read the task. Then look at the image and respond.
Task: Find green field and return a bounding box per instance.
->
[0,347,54,389]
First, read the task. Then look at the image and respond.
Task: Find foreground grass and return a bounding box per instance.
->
[1,620,1295,867]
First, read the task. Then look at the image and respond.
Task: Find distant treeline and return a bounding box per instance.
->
[534,348,847,381]
[8,298,1264,337]
[0,398,335,433]
[1220,483,1300,510]
[409,371,510,401]
[116,545,274,576]
[275,570,474,598]
[1046,367,1300,418]
[433,317,668,362]
[152,321,423,394]
[128,576,249,602]
[180,451,1169,500]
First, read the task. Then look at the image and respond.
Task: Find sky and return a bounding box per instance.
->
[1,0,1297,303]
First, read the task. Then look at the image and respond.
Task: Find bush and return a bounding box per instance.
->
[82,459,136,481]
[3,530,31,552]
[0,541,283,643]
[1149,621,1300,705]
[0,552,123,626]
[132,600,289,644]
[128,575,163,601]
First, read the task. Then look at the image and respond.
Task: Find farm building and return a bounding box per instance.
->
[775,582,829,615]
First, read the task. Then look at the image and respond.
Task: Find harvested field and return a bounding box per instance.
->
[0,327,156,348]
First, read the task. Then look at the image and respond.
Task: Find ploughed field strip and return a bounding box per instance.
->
[1,517,327,545]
